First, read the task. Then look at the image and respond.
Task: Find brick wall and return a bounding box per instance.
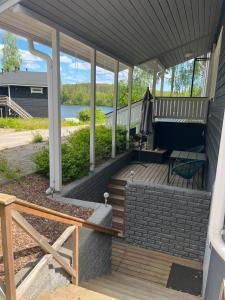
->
[62,151,133,202]
[125,181,211,261]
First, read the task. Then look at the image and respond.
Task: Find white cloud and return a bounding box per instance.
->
[23,62,41,70]
[60,55,72,64]
[69,61,90,71]
[20,49,43,62]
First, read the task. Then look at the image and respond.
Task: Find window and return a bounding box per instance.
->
[30,87,43,94]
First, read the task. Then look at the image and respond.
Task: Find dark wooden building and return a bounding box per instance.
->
[0,71,48,118]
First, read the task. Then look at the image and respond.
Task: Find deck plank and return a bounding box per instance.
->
[112,241,202,289]
[114,162,203,191]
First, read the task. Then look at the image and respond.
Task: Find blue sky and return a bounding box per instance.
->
[0,30,129,85]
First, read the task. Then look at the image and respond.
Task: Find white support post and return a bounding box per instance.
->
[28,37,62,193]
[126,67,133,150]
[152,66,157,98]
[160,72,164,97]
[112,60,119,158]
[90,49,96,171]
[51,29,62,192]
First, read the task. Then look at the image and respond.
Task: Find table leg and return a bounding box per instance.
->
[202,163,205,188]
[167,160,171,184]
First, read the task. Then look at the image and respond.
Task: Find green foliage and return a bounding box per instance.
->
[60,68,153,108]
[2,32,22,71]
[78,108,105,123]
[0,118,81,131]
[61,83,114,106]
[167,58,208,97]
[34,126,127,183]
[32,132,43,143]
[0,158,21,182]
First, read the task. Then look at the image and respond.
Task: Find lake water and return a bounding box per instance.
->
[61,105,113,119]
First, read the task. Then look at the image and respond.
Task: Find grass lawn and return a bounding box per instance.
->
[0,118,84,131]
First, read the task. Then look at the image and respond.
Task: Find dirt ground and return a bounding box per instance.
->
[0,174,93,281]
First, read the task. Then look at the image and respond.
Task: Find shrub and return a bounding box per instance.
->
[34,126,126,183]
[78,108,105,124]
[32,132,43,143]
[0,158,21,182]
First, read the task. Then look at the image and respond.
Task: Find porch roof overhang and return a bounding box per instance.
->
[0,0,224,71]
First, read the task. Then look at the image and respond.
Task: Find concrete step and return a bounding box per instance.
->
[108,184,125,196]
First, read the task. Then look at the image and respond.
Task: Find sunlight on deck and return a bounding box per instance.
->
[114,163,204,191]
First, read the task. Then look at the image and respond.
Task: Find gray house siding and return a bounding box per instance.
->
[206,16,225,191]
[10,86,48,117]
[0,85,48,118]
[0,86,8,96]
[205,248,225,300]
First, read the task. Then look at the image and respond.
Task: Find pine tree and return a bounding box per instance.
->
[2,32,22,72]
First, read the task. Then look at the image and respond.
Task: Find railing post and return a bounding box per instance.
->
[72,226,79,285]
[0,194,16,300]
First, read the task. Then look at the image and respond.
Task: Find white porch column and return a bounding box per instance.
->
[152,66,157,98]
[126,66,133,150]
[90,49,96,171]
[112,60,119,158]
[160,71,164,97]
[51,29,62,191]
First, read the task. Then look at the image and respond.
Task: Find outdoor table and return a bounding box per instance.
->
[167,150,207,186]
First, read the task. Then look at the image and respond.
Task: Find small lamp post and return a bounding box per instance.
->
[104,192,109,206]
[130,170,135,182]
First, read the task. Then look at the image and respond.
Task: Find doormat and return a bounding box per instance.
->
[166,263,202,296]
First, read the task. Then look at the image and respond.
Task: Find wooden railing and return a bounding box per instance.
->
[0,193,119,300]
[105,97,209,128]
[0,96,32,119]
[154,97,209,123]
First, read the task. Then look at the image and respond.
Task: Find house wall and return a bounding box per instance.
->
[204,248,225,300]
[10,86,48,118]
[124,181,211,261]
[206,16,225,191]
[0,86,8,96]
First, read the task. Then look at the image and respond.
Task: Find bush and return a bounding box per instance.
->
[78,108,105,124]
[34,126,126,183]
[32,132,43,143]
[0,158,21,182]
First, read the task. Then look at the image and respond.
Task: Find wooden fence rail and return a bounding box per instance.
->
[0,193,119,300]
[105,97,209,128]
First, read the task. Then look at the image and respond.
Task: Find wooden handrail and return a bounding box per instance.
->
[0,193,119,300]
[11,197,119,236]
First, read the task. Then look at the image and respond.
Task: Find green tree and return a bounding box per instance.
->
[2,32,22,71]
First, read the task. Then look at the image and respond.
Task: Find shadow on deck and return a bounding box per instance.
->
[113,162,204,191]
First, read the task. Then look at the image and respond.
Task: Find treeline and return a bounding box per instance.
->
[61,83,114,107]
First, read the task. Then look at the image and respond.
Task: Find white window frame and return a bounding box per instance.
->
[30,87,43,94]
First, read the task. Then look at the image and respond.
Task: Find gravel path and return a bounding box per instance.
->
[0,126,86,151]
[0,125,88,184]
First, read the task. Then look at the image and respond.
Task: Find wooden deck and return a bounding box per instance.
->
[112,240,202,290]
[113,162,204,190]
